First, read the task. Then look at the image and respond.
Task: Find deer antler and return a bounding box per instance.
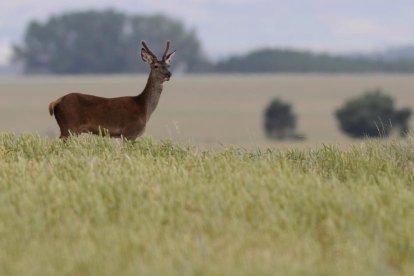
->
[141,41,157,58]
[162,40,171,61]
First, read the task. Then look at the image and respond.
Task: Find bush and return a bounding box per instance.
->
[335,89,411,138]
[264,98,298,140]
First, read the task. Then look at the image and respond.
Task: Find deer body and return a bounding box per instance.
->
[49,41,175,140]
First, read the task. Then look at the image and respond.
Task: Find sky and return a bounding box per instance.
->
[0,0,414,65]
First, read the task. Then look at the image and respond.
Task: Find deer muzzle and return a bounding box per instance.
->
[164,72,172,81]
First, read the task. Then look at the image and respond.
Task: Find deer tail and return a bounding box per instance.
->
[49,97,62,116]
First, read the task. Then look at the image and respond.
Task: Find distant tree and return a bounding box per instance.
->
[264,98,297,140]
[14,10,210,74]
[393,108,412,136]
[214,48,414,73]
[335,89,411,138]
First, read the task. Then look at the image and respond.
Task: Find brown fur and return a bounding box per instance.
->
[49,41,175,140]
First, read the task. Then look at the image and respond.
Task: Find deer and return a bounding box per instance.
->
[48,40,176,140]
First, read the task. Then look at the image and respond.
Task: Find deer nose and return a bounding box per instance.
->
[167,72,172,78]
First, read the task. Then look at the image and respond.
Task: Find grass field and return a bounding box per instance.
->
[1,74,414,148]
[1,133,414,275]
[1,75,414,274]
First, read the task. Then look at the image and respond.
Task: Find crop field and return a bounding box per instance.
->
[1,133,414,275]
[1,74,414,148]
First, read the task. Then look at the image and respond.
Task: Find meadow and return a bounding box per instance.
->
[1,74,414,148]
[1,75,414,275]
[0,133,414,275]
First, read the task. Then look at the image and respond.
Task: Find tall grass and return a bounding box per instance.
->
[1,133,414,275]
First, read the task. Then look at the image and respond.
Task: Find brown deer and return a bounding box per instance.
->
[49,41,176,140]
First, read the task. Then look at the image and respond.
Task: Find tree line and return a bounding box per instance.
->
[14,9,414,74]
[216,49,414,73]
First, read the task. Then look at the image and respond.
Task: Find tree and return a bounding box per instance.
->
[14,10,210,74]
[335,89,411,138]
[264,98,297,140]
[394,108,412,136]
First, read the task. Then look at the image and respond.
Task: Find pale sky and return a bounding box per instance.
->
[0,0,413,65]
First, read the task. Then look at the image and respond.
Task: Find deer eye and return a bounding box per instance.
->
[154,64,159,69]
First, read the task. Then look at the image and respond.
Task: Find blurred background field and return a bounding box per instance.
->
[1,73,413,148]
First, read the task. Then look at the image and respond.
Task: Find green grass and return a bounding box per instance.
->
[1,133,414,275]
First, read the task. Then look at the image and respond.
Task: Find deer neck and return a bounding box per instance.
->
[138,74,164,121]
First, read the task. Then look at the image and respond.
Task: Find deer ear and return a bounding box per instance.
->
[141,48,154,64]
[164,50,176,65]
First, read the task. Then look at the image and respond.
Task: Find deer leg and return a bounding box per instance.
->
[59,128,70,140]
[120,134,133,141]
[121,129,140,141]
[60,127,83,139]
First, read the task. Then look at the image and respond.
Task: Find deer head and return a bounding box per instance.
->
[141,40,176,82]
